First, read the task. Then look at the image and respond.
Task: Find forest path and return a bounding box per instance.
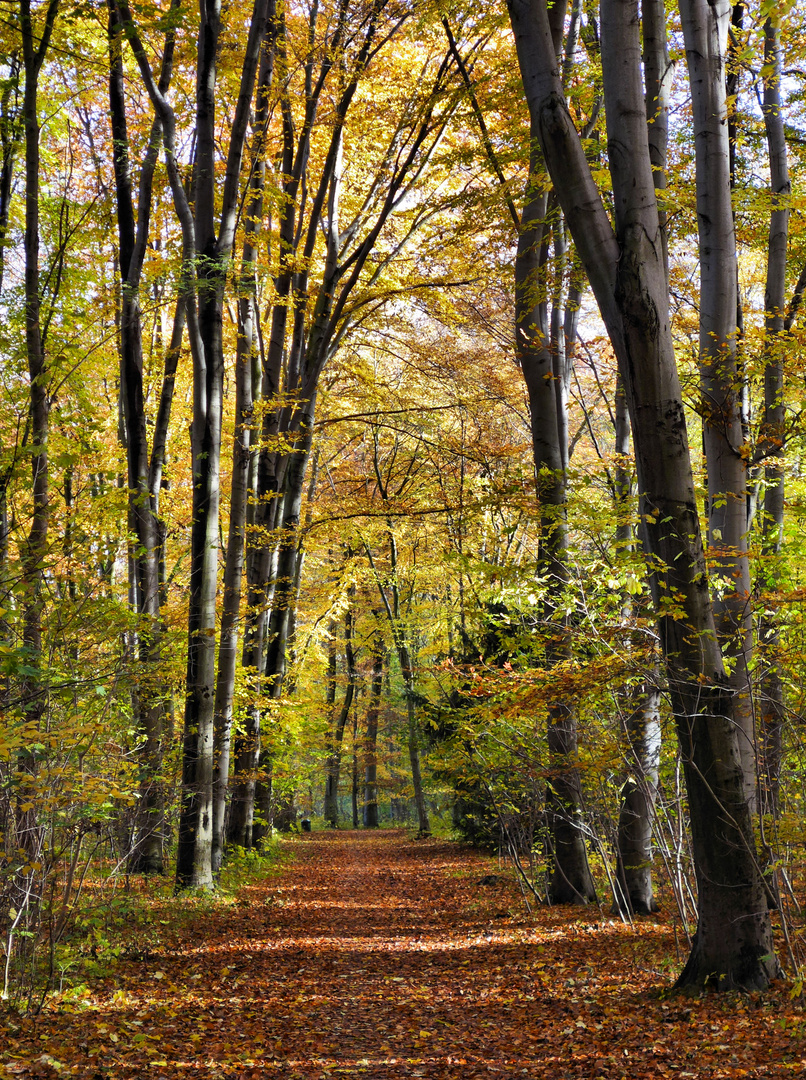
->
[3,829,801,1079]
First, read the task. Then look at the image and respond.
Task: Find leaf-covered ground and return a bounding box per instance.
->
[2,830,805,1078]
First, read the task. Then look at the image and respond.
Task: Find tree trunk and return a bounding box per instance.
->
[612,384,662,917]
[363,630,385,828]
[351,707,359,829]
[679,0,755,804]
[610,0,670,916]
[324,597,358,828]
[211,35,275,873]
[506,0,776,989]
[0,51,20,295]
[757,14,789,822]
[17,0,59,863]
[210,287,255,873]
[614,684,661,915]
[108,0,180,875]
[514,26,595,907]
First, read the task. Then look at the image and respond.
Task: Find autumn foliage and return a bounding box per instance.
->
[3,831,806,1078]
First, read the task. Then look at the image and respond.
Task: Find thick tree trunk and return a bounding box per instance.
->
[506,0,776,989]
[172,0,270,890]
[610,0,669,916]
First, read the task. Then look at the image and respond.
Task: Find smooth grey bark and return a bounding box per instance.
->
[506,0,776,989]
[757,15,789,820]
[363,630,385,828]
[175,0,270,889]
[610,0,670,917]
[679,0,755,803]
[614,683,661,915]
[210,276,256,871]
[211,28,275,874]
[643,0,672,272]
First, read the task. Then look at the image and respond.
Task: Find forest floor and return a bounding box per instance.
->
[2,829,806,1079]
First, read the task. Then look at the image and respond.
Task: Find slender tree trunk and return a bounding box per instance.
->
[324,596,358,828]
[612,384,662,916]
[17,0,59,862]
[614,685,661,915]
[400,641,429,837]
[363,630,385,828]
[679,0,755,804]
[108,0,181,875]
[351,707,359,829]
[211,34,275,872]
[210,292,255,872]
[0,51,20,295]
[757,14,789,822]
[515,21,595,906]
[227,461,275,849]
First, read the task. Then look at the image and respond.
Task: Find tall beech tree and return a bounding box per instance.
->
[211,20,276,874]
[757,11,790,821]
[449,4,596,902]
[680,0,755,801]
[505,0,776,988]
[107,0,183,875]
[610,0,671,918]
[119,0,272,888]
[17,0,59,861]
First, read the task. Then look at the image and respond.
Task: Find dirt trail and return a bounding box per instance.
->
[3,829,802,1079]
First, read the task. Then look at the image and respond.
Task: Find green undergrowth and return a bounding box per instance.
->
[6,838,294,1012]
